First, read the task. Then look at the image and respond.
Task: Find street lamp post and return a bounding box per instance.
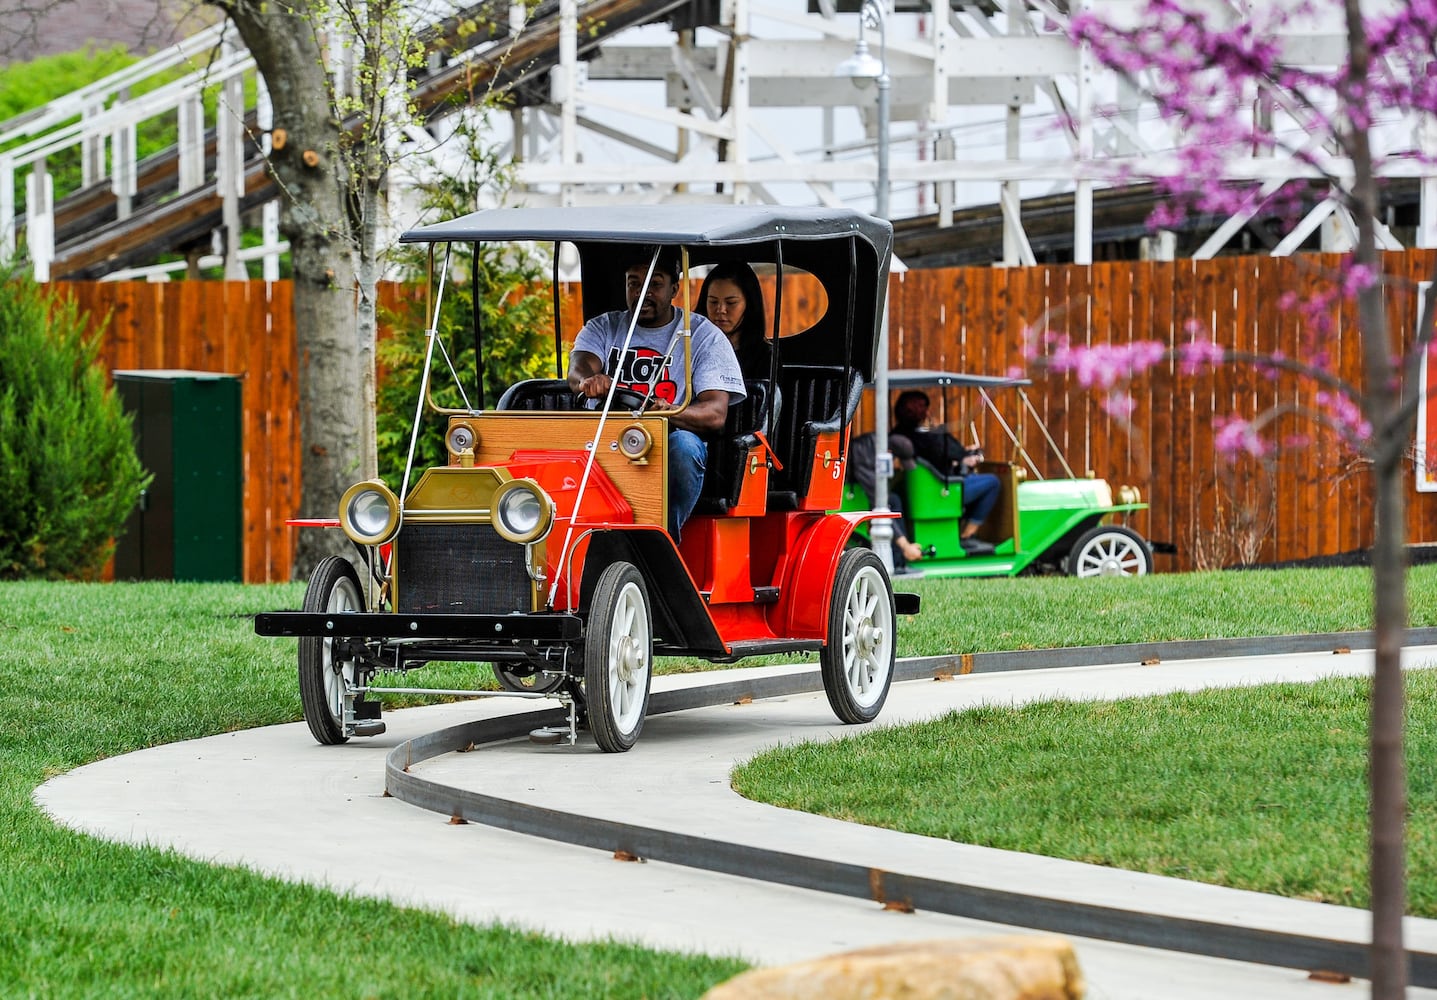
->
[835,0,895,573]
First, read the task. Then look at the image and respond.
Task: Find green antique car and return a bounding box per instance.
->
[844,370,1154,578]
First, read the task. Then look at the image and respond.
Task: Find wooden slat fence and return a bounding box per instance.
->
[66,249,1437,582]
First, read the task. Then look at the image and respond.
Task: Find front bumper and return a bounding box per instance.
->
[254,611,583,641]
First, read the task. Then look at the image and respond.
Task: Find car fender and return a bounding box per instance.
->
[778,512,878,638]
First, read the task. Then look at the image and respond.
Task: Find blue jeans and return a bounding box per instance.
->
[668,429,707,540]
[961,472,1001,526]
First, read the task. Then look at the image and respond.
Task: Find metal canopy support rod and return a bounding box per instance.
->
[1424,106,1437,250]
[558,0,579,208]
[1071,0,1093,266]
[835,0,894,574]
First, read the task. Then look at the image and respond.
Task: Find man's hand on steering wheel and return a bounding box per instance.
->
[576,383,651,411]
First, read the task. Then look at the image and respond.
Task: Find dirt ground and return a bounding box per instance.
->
[1233,544,1437,571]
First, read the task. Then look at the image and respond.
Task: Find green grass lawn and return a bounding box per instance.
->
[733,671,1437,916]
[2,582,748,999]
[711,568,1437,916]
[664,562,1437,673]
[5,565,1436,994]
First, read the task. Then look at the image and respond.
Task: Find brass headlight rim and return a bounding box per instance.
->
[491,478,555,545]
[446,419,479,460]
[617,422,654,461]
[339,479,402,546]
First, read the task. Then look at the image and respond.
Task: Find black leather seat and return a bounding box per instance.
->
[768,366,865,509]
[495,378,586,411]
[693,380,780,515]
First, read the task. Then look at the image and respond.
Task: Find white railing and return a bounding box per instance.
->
[0,22,272,280]
[7,0,1435,280]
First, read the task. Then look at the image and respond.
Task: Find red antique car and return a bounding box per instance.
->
[256,205,918,751]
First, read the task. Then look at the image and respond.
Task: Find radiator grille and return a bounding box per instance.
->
[395,523,532,613]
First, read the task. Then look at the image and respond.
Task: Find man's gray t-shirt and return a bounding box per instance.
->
[572,309,746,408]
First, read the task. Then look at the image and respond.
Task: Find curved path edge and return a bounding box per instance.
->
[386,628,1437,988]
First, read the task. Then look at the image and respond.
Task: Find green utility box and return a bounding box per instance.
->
[113,370,243,582]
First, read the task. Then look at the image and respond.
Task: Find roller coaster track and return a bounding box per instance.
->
[17,1,1431,279]
[37,0,696,280]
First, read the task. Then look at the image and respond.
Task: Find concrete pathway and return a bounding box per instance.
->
[35,646,1437,999]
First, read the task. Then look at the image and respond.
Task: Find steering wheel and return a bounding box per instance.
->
[583,387,650,412]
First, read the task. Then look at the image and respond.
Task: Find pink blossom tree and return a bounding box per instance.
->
[1049,1,1437,994]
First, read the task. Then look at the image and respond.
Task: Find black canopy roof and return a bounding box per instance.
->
[399,204,891,253]
[884,369,1032,389]
[401,205,896,379]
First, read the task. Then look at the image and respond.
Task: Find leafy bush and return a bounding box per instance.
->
[376,248,559,485]
[376,118,557,486]
[0,267,149,578]
[0,45,137,123]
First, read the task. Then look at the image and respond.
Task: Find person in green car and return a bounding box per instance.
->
[892,389,1001,554]
[848,430,925,570]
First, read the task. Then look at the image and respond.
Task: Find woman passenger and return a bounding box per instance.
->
[698,261,771,377]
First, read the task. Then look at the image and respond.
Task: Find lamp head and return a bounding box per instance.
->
[834,38,883,87]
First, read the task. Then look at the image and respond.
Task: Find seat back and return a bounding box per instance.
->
[769,366,865,509]
[495,378,584,411]
[694,379,780,515]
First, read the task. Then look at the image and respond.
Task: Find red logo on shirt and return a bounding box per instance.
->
[607,346,678,404]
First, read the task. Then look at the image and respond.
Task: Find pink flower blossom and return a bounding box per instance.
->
[1045,340,1167,388]
[1178,338,1226,374]
[1341,263,1379,296]
[1213,416,1270,457]
[1102,391,1138,420]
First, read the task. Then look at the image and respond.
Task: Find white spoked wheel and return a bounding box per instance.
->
[298,556,367,745]
[583,561,653,752]
[820,548,896,725]
[1064,525,1153,578]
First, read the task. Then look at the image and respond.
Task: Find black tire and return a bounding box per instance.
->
[298,556,367,745]
[1063,525,1153,578]
[493,662,567,694]
[820,548,896,724]
[583,561,653,752]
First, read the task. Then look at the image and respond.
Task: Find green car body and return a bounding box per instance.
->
[843,370,1154,578]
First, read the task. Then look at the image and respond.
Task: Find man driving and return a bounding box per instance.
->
[568,246,746,541]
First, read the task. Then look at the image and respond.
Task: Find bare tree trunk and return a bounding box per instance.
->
[1368,429,1410,1000]
[352,3,394,485]
[1342,2,1408,996]
[209,0,363,579]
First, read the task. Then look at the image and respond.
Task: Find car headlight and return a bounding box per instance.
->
[339,479,401,545]
[1118,485,1142,505]
[446,420,478,460]
[492,479,554,544]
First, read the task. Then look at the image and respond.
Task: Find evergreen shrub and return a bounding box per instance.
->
[376,121,556,486]
[0,269,149,578]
